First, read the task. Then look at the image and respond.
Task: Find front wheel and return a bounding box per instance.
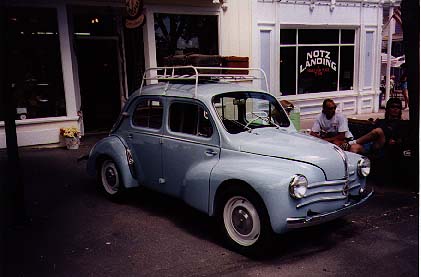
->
[98,159,124,200]
[218,188,273,255]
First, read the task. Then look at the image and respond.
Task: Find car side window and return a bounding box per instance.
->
[169,102,213,137]
[132,99,163,129]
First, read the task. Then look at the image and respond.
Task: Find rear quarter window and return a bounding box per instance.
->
[132,99,163,129]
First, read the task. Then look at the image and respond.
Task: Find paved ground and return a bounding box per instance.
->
[1,134,419,276]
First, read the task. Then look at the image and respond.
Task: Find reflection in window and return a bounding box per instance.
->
[154,13,218,66]
[4,7,66,121]
[280,29,355,95]
[169,102,213,137]
[213,92,290,134]
[132,99,163,129]
[340,46,355,90]
[280,47,296,96]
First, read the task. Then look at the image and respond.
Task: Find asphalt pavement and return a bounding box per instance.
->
[0,134,419,276]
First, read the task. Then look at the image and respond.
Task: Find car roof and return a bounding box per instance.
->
[130,82,268,103]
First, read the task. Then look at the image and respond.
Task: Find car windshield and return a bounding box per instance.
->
[212,92,290,134]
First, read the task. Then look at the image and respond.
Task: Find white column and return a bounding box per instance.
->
[57,4,78,118]
[385,6,394,102]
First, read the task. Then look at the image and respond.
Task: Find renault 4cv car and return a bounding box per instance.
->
[87,66,372,254]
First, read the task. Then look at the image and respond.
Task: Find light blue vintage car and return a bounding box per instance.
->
[87,67,372,254]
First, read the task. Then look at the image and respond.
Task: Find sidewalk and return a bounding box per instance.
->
[300,107,410,130]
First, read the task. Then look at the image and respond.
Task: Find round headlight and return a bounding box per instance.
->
[289,174,308,199]
[357,157,371,177]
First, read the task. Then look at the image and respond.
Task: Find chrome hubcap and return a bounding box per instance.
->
[232,207,253,235]
[101,161,119,195]
[223,196,260,247]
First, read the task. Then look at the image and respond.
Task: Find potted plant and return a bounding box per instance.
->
[60,127,81,150]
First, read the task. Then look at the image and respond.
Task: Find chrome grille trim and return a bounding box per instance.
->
[307,180,347,189]
[349,183,361,191]
[333,145,348,179]
[296,196,348,208]
[304,189,344,198]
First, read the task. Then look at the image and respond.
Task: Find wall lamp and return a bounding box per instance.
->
[212,0,228,11]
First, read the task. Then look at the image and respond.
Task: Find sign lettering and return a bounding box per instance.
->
[300,50,337,75]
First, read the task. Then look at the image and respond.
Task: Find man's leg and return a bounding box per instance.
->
[356,127,385,150]
[349,128,386,154]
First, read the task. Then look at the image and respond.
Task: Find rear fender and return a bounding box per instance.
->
[87,135,141,188]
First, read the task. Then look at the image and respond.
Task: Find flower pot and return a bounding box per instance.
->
[64,137,80,150]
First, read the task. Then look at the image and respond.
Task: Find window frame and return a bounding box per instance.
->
[279,28,356,96]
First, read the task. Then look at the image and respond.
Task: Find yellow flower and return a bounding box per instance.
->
[60,127,81,138]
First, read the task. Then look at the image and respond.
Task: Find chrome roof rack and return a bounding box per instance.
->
[139,66,268,98]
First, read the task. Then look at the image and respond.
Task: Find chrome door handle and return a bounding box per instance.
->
[205,149,218,156]
[127,133,133,139]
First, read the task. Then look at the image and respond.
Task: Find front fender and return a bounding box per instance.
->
[87,135,140,188]
[209,149,326,234]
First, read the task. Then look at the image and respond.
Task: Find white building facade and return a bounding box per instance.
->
[0,0,394,148]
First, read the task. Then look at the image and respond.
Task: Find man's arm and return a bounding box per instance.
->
[324,132,346,143]
[310,116,321,137]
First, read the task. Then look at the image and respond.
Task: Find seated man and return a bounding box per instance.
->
[310,99,353,147]
[347,98,404,155]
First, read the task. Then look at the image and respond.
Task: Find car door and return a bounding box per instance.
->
[126,97,164,188]
[161,99,220,213]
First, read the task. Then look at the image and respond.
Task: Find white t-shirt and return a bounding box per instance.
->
[311,112,353,139]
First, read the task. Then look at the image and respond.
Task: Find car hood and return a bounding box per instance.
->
[233,128,347,180]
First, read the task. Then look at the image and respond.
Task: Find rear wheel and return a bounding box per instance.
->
[99,159,124,200]
[217,186,273,255]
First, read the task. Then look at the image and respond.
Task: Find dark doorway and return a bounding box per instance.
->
[75,39,121,133]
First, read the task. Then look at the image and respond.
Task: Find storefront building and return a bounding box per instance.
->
[252,0,397,119]
[0,0,393,148]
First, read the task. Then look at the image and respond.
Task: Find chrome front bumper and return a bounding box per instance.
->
[286,188,373,229]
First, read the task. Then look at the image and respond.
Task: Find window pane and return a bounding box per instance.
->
[169,102,198,135]
[197,108,213,137]
[341,30,355,44]
[154,13,219,66]
[280,29,296,44]
[280,47,296,95]
[5,7,66,120]
[132,99,163,129]
[298,46,338,93]
[72,6,118,36]
[298,29,339,44]
[340,46,354,90]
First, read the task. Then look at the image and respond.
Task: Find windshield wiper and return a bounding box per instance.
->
[224,118,253,133]
[247,112,281,129]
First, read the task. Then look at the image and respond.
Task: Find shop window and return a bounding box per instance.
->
[72,7,119,37]
[4,7,66,121]
[280,29,355,95]
[154,13,218,66]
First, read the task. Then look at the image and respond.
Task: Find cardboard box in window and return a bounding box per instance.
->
[222,56,249,74]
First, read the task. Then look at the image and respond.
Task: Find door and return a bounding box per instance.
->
[162,100,220,213]
[126,97,164,187]
[76,39,122,132]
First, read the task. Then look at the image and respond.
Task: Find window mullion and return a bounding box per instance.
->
[295,29,298,95]
[337,30,341,91]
